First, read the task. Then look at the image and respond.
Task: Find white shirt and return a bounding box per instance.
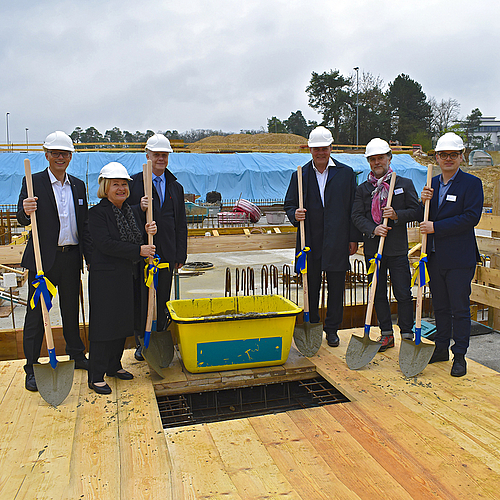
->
[312,158,334,206]
[48,169,79,246]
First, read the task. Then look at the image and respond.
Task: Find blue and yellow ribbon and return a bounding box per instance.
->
[367,252,382,287]
[30,272,57,310]
[295,246,310,274]
[411,252,430,288]
[144,254,169,290]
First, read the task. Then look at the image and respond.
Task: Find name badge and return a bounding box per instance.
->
[446,194,457,202]
[394,188,404,195]
[78,198,84,205]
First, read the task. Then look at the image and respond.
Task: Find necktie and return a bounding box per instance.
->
[153,176,164,205]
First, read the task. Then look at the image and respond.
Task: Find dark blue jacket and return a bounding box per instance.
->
[427,169,483,269]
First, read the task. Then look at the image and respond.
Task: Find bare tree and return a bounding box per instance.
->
[430,97,460,135]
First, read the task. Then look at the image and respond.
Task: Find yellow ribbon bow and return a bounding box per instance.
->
[30,272,57,310]
[411,252,430,287]
[144,255,169,289]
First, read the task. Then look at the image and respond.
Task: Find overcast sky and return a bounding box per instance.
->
[1,0,499,144]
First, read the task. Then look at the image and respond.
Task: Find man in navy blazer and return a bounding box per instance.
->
[128,134,188,359]
[17,131,92,391]
[420,132,483,377]
[285,127,361,348]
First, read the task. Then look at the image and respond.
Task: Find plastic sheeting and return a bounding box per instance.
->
[0,152,428,205]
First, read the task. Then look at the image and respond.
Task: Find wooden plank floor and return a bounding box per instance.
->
[1,328,500,499]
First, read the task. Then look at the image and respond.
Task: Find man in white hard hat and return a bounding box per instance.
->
[420,132,483,377]
[17,131,92,391]
[352,138,421,351]
[284,126,361,347]
[128,133,187,359]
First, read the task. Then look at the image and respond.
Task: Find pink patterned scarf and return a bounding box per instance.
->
[368,167,393,224]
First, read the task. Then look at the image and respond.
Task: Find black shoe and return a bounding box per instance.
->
[451,354,467,377]
[107,370,134,380]
[25,373,38,392]
[134,345,144,361]
[429,346,449,364]
[73,357,89,370]
[326,332,340,347]
[378,335,395,352]
[88,382,112,394]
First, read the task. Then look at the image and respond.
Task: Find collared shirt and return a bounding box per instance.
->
[312,158,334,206]
[48,168,79,246]
[438,169,459,208]
[153,173,165,205]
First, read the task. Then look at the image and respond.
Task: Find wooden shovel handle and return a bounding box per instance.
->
[415,165,433,331]
[143,161,155,332]
[24,159,55,351]
[365,172,397,327]
[297,165,310,316]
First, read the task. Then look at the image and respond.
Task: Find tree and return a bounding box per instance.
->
[462,108,483,148]
[267,117,287,134]
[284,110,310,137]
[70,127,84,144]
[387,74,431,145]
[342,72,391,144]
[104,127,124,144]
[430,98,460,136]
[305,69,351,142]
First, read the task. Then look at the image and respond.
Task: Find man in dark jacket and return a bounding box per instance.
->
[420,132,483,377]
[17,131,92,392]
[284,126,361,348]
[352,138,421,351]
[128,134,188,359]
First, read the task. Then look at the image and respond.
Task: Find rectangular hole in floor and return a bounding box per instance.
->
[157,375,350,429]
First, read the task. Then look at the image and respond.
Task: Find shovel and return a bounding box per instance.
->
[293,165,323,357]
[139,160,174,376]
[399,165,436,377]
[24,159,74,406]
[346,171,397,370]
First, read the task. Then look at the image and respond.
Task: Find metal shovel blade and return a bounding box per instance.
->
[399,339,436,377]
[293,322,323,357]
[346,334,382,370]
[33,360,75,407]
[140,330,174,377]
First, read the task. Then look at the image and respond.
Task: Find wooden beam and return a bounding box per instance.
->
[471,282,500,309]
[477,213,500,232]
[475,266,500,285]
[187,232,296,254]
[476,236,500,256]
[0,245,25,265]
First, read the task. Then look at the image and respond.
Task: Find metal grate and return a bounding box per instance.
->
[157,376,350,429]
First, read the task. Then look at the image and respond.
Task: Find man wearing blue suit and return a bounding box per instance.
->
[420,132,483,377]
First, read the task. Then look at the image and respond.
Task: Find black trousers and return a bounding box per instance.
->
[88,338,126,383]
[307,258,346,334]
[23,248,85,375]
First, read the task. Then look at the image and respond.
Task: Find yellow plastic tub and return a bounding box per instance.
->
[167,295,302,373]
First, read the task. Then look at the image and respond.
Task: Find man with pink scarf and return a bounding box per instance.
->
[352,138,422,351]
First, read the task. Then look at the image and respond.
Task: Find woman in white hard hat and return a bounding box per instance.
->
[87,162,157,394]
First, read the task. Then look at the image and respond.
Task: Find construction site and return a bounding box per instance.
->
[1,133,500,499]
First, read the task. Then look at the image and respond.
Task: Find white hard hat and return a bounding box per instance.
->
[308,126,333,147]
[146,133,173,152]
[364,138,391,158]
[98,162,132,182]
[435,132,465,152]
[43,131,75,152]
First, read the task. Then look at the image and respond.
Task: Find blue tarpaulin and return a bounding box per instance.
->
[0,152,427,205]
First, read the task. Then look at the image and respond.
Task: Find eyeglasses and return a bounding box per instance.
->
[49,151,71,159]
[437,152,461,160]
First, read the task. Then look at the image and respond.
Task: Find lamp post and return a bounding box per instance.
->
[6,112,10,150]
[25,128,29,151]
[354,67,359,148]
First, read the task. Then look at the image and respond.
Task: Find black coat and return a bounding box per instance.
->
[284,159,361,272]
[128,169,188,266]
[88,199,145,341]
[16,168,92,272]
[352,175,422,257]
